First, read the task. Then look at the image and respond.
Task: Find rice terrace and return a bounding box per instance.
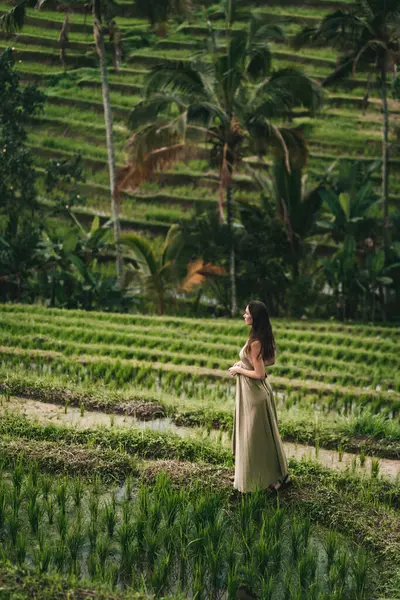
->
[1,0,400,598]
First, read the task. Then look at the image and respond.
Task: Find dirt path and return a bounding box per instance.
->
[2,396,399,481]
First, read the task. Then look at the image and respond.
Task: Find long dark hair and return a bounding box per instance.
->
[244,300,276,361]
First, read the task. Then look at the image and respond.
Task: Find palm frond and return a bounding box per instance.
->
[117,141,187,193]
[248,13,284,46]
[119,233,158,278]
[266,68,324,115]
[321,54,356,87]
[161,224,184,266]
[145,61,209,99]
[246,47,272,81]
[292,10,363,51]
[187,101,226,130]
[128,93,181,131]
[352,39,389,74]
[180,258,225,292]
[0,1,27,32]
[227,29,248,72]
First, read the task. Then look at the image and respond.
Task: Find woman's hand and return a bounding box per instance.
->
[228,365,242,377]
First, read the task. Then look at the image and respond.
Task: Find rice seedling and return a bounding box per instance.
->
[291,517,304,563]
[72,475,84,508]
[338,443,344,462]
[10,485,22,518]
[55,478,68,513]
[44,496,55,525]
[298,550,317,590]
[89,491,99,524]
[87,517,99,550]
[353,547,369,599]
[41,474,53,500]
[15,532,27,566]
[0,483,6,529]
[11,459,24,495]
[53,541,67,573]
[96,533,111,578]
[92,474,102,496]
[324,531,338,572]
[67,524,84,575]
[56,508,68,542]
[227,563,239,600]
[150,551,172,597]
[371,458,380,478]
[102,499,117,539]
[6,510,20,548]
[27,493,41,535]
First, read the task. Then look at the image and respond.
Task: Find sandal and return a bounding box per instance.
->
[266,474,292,493]
[266,482,279,493]
[279,473,293,489]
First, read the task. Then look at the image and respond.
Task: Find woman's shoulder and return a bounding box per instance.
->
[248,338,261,349]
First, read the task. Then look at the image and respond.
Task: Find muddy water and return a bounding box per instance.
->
[2,396,400,481]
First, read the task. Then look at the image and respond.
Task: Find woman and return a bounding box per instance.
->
[228,300,291,493]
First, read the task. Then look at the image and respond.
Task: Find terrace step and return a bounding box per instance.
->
[39,197,170,232]
[0,30,93,51]
[0,44,97,67]
[45,94,130,119]
[77,78,142,95]
[0,11,93,34]
[2,396,400,477]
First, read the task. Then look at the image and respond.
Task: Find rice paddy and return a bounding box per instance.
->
[1,0,400,595]
[0,302,399,597]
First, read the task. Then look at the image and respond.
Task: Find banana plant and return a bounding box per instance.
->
[121,224,223,314]
[317,160,381,245]
[358,248,400,320]
[35,215,121,309]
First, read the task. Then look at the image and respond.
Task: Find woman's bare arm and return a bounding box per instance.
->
[236,341,266,380]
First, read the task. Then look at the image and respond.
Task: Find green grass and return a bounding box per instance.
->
[0,453,384,599]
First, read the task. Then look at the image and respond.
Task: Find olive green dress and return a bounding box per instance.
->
[232,345,289,493]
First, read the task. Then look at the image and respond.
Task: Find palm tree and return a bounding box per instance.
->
[0,0,125,290]
[92,0,124,288]
[293,0,400,254]
[120,225,223,314]
[118,0,323,316]
[251,158,333,280]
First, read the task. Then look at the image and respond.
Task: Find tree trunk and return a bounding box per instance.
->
[93,2,124,289]
[226,183,237,317]
[381,66,390,255]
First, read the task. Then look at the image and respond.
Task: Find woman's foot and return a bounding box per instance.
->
[267,473,292,492]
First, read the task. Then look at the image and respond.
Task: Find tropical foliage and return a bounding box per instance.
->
[120,0,323,316]
[293,0,400,250]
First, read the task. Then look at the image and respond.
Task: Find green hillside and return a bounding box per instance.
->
[1,0,400,238]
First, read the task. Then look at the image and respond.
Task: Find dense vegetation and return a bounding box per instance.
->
[0,1,399,597]
[0,0,399,320]
[0,303,399,597]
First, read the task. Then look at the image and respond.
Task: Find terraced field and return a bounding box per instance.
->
[0,303,399,597]
[1,0,400,243]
